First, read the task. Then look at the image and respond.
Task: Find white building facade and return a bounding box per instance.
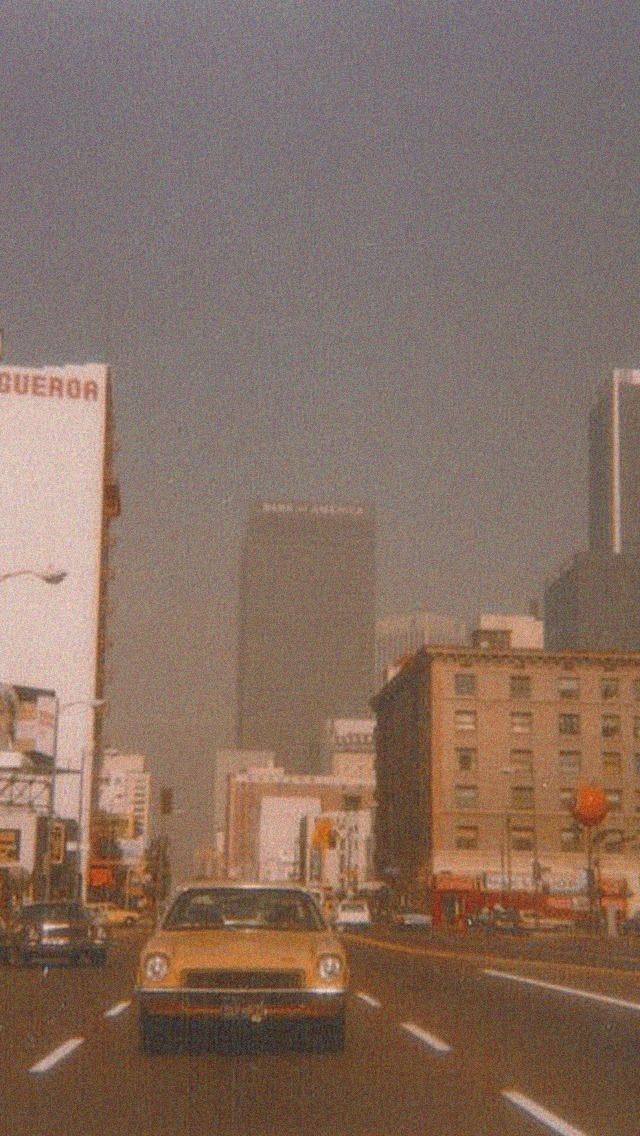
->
[0,363,119,894]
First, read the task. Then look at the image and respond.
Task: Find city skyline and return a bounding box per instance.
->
[2,2,639,875]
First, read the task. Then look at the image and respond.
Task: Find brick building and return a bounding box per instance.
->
[372,645,640,922]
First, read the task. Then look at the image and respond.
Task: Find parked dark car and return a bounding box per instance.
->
[8,901,108,966]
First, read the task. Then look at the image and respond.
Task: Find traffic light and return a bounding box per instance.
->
[49,822,66,865]
[159,786,173,816]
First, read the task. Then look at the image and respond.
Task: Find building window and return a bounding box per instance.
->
[633,679,640,701]
[602,829,624,853]
[510,826,534,851]
[511,785,534,810]
[559,787,576,811]
[455,710,477,732]
[604,789,623,812]
[455,825,479,850]
[454,672,476,697]
[561,826,581,852]
[511,712,533,734]
[635,788,640,813]
[455,784,478,809]
[603,752,622,778]
[558,675,580,699]
[633,718,640,740]
[510,675,531,699]
[633,754,640,777]
[559,714,580,736]
[601,677,620,700]
[456,747,477,772]
[559,750,581,778]
[601,714,621,738]
[509,750,533,777]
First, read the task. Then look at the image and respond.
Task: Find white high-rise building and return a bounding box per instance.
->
[0,362,120,893]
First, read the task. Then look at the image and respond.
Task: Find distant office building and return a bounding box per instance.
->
[237,501,376,774]
[321,718,375,781]
[213,747,275,835]
[472,613,544,651]
[98,751,151,842]
[545,553,640,651]
[375,611,467,688]
[589,369,640,555]
[545,368,640,651]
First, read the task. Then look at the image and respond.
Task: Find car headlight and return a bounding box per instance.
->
[143,952,170,981]
[317,953,344,981]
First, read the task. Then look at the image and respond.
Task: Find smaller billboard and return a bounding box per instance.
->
[0,684,56,767]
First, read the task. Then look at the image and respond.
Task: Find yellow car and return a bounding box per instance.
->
[135,882,348,1052]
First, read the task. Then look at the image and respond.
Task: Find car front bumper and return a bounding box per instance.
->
[136,987,346,1023]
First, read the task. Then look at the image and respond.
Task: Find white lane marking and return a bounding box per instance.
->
[400,1022,451,1053]
[30,1037,84,1074]
[503,1090,590,1136]
[104,1000,131,1018]
[484,968,640,1013]
[356,992,381,1008]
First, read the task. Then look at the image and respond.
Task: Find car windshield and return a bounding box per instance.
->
[163,888,325,931]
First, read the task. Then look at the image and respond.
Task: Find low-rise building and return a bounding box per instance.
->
[226,764,375,885]
[372,644,640,922]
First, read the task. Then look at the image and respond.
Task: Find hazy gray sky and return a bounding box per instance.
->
[2,1,639,872]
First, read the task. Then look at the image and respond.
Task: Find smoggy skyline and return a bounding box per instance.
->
[2,1,639,873]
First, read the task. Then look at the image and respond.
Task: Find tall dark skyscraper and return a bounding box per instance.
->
[589,369,640,556]
[237,500,376,774]
[545,368,640,651]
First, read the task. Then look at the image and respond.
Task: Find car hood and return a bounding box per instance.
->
[146,928,340,962]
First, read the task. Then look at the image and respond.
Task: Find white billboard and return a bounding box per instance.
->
[0,363,110,829]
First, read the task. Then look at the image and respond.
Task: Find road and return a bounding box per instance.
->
[1,926,639,1136]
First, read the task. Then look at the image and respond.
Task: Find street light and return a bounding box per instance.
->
[45,698,106,901]
[0,569,67,586]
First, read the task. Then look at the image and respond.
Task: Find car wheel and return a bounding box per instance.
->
[139,1012,170,1054]
[316,1013,345,1053]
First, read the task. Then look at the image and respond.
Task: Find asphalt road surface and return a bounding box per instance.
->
[1,927,639,1136]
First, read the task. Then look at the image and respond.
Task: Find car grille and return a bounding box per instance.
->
[183,969,304,990]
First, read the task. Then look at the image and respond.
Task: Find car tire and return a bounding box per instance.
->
[139,1012,170,1054]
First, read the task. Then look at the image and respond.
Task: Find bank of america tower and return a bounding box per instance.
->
[237,500,376,775]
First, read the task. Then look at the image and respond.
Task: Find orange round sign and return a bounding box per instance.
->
[572,783,608,827]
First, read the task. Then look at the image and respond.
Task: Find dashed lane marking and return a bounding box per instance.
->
[356,992,381,1008]
[400,1022,451,1054]
[503,1090,590,1136]
[104,1000,131,1018]
[484,968,640,1013]
[30,1038,84,1074]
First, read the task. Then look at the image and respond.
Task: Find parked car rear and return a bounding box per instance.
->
[8,901,108,966]
[333,899,372,930]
